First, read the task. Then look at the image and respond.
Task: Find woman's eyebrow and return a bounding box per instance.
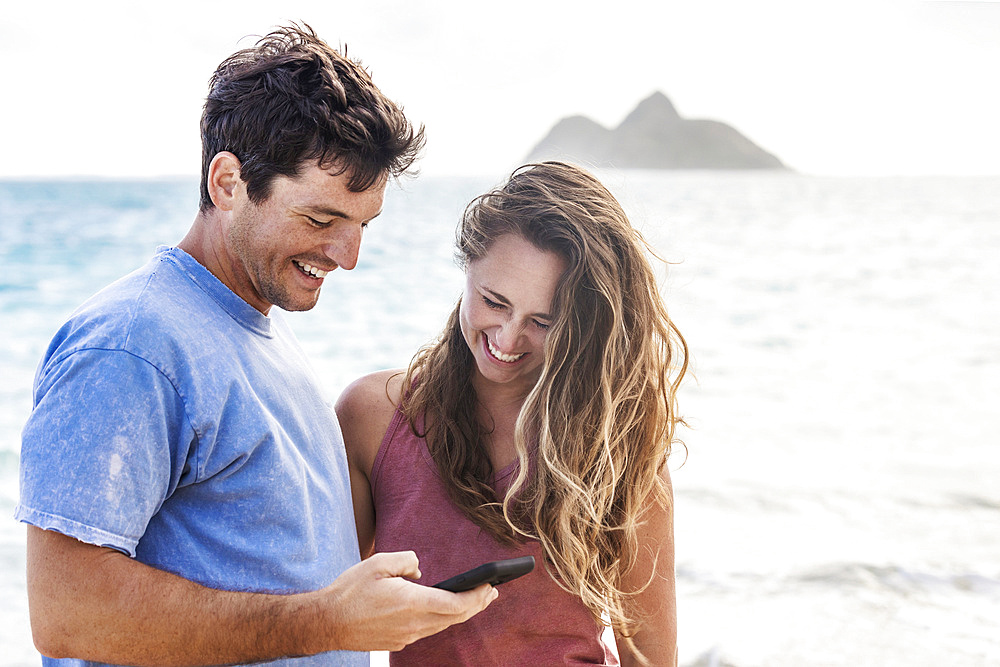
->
[484,287,553,320]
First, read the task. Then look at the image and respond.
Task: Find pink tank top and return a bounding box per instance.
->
[372,407,619,666]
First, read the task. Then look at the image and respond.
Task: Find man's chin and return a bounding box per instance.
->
[270,290,321,313]
[277,301,320,313]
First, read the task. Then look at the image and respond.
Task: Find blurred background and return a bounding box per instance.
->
[2,1,998,665]
[2,0,998,179]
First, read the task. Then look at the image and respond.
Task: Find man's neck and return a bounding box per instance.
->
[176,210,270,315]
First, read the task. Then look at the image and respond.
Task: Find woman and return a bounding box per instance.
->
[337,161,687,665]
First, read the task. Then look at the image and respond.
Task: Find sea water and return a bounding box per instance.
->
[1,172,997,666]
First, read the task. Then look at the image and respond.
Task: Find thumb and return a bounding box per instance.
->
[368,550,422,581]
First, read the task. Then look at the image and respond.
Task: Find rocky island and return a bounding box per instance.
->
[526,91,786,170]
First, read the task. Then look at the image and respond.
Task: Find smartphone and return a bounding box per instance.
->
[432,556,536,592]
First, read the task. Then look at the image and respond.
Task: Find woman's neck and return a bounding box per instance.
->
[471,374,532,471]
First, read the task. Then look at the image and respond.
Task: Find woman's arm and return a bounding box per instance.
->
[614,466,678,667]
[335,369,404,558]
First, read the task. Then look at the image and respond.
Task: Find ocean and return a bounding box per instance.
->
[1,171,997,666]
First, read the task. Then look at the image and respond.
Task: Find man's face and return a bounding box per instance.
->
[224,163,385,314]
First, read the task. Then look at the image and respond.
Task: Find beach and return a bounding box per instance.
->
[2,171,998,665]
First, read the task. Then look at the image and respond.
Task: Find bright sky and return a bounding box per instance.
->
[1,0,998,178]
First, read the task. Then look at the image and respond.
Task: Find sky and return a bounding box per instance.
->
[1,0,998,179]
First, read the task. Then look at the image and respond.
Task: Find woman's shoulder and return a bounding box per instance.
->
[336,369,406,422]
[335,369,407,460]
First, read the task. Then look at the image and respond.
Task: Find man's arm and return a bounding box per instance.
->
[28,526,497,665]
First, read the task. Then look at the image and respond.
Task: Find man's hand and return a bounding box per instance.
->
[26,527,495,664]
[316,551,498,652]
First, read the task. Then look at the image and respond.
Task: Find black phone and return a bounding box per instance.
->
[431,556,536,592]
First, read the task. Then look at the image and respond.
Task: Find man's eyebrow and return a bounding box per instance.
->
[483,287,553,320]
[303,206,383,221]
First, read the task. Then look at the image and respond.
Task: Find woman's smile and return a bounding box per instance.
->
[483,334,527,364]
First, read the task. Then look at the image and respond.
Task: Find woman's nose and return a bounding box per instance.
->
[493,319,525,351]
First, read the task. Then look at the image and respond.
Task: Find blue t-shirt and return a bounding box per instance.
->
[16,247,367,666]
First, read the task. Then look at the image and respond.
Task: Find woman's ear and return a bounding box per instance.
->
[206,151,242,212]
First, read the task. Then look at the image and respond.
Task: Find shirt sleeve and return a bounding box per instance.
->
[16,347,195,557]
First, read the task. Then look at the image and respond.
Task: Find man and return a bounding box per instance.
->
[16,24,495,666]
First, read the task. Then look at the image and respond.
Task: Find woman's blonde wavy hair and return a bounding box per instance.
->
[401,161,687,649]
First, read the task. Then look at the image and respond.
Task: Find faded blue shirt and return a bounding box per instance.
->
[16,247,367,666]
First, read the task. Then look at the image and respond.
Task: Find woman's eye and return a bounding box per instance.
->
[533,320,550,331]
[483,297,504,310]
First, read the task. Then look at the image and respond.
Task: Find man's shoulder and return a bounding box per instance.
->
[47,253,219,366]
[92,250,208,319]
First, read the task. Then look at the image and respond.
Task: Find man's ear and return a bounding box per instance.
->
[206,152,242,212]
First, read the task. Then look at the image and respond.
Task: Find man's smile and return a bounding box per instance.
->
[294,260,330,279]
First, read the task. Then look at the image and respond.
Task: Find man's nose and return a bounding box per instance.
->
[322,224,363,271]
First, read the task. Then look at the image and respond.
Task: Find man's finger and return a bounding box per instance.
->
[427,582,498,620]
[368,550,422,580]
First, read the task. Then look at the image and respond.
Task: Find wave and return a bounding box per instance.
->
[790,562,1000,597]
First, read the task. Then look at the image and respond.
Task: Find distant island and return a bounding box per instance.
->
[525,91,786,170]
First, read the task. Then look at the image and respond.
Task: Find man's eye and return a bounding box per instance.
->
[306,216,330,228]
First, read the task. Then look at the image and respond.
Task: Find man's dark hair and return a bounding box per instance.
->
[199,23,424,211]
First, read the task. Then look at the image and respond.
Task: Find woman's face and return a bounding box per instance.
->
[460,233,567,394]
